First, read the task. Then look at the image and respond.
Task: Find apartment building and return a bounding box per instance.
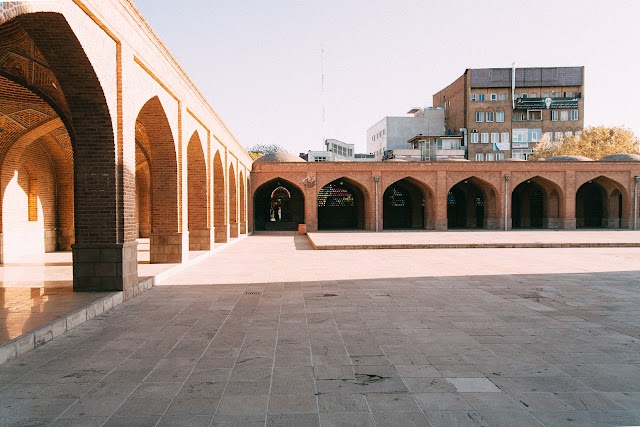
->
[433,66,584,160]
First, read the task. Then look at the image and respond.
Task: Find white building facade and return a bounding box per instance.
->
[367,108,445,160]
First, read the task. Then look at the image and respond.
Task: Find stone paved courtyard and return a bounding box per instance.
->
[1,234,640,426]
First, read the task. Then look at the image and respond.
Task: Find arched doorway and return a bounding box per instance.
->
[576,176,633,228]
[447,178,497,229]
[511,177,563,229]
[213,151,227,242]
[229,163,238,238]
[576,182,604,228]
[575,176,626,229]
[512,181,544,228]
[187,132,209,250]
[239,171,247,234]
[135,97,180,263]
[254,178,304,231]
[0,13,131,291]
[318,178,365,230]
[383,179,425,229]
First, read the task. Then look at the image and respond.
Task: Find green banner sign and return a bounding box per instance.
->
[514,97,579,110]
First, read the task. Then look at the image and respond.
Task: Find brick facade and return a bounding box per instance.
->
[251,161,640,232]
[0,1,252,294]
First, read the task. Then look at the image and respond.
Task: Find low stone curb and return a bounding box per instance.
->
[306,235,640,250]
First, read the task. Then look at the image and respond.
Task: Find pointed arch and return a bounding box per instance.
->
[136,96,180,262]
[318,177,367,230]
[213,150,227,243]
[187,131,209,250]
[511,175,564,229]
[229,163,238,238]
[254,178,305,231]
[576,176,628,229]
[0,13,134,291]
[239,171,247,234]
[447,176,499,229]
[383,177,433,230]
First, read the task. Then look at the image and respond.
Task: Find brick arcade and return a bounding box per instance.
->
[0,1,639,299]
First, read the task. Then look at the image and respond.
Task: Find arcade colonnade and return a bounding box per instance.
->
[251,161,640,232]
[0,1,251,297]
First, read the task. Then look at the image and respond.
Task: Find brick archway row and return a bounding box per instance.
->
[250,162,640,232]
[0,3,253,295]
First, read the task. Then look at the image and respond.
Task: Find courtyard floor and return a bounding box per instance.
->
[0,232,640,426]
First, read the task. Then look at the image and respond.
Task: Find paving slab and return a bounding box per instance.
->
[0,233,638,425]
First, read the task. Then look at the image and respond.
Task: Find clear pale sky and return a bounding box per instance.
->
[134,0,640,155]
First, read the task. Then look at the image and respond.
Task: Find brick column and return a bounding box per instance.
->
[435,171,448,230]
[303,173,318,232]
[563,170,577,229]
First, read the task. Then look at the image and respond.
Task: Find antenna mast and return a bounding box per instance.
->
[321,43,326,150]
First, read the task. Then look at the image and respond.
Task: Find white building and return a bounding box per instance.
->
[367,108,445,160]
[307,139,355,162]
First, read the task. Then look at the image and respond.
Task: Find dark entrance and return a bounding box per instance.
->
[383,179,425,229]
[384,185,411,229]
[447,180,486,229]
[318,179,364,230]
[254,179,304,230]
[576,182,604,228]
[512,181,544,228]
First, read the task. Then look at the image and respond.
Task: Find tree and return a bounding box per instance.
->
[246,143,287,160]
[531,126,640,160]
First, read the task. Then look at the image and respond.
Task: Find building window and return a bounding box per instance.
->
[512,112,525,121]
[486,110,494,122]
[554,131,563,141]
[528,110,542,121]
[530,93,538,98]
[470,93,476,101]
[575,131,581,139]
[481,133,489,143]
[496,110,505,122]
[475,111,484,122]
[544,131,553,141]
[314,157,327,162]
[491,133,499,144]
[475,153,484,161]
[530,130,541,142]
[490,93,497,101]
[571,110,579,121]
[501,132,509,143]
[521,93,528,99]
[512,129,528,143]
[485,153,494,161]
[478,94,485,101]
[551,110,559,121]
[560,110,569,121]
[470,133,479,144]
[512,149,532,160]
[496,153,505,160]
[498,93,507,101]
